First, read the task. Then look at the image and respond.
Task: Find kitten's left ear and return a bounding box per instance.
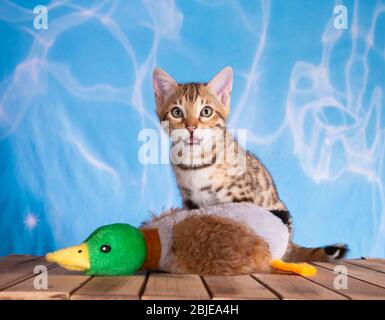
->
[153,68,177,107]
[208,67,233,106]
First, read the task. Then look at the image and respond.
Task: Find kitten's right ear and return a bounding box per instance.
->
[208,66,233,107]
[153,68,177,108]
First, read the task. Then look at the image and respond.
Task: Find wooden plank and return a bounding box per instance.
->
[361,257,385,263]
[142,273,210,300]
[0,256,55,291]
[0,255,39,272]
[313,261,385,289]
[203,275,278,300]
[253,273,346,300]
[345,259,385,274]
[304,264,385,300]
[0,265,91,300]
[71,274,147,300]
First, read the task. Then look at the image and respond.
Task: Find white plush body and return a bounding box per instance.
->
[143,202,289,272]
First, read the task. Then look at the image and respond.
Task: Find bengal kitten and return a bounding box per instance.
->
[152,66,348,262]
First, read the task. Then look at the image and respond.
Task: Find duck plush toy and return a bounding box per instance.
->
[46,203,316,277]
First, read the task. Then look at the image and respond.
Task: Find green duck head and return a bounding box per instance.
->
[46,223,147,276]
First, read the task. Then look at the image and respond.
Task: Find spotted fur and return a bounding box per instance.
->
[152,67,348,262]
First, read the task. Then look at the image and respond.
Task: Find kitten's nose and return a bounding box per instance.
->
[186,126,196,134]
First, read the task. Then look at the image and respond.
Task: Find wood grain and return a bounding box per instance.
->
[71,274,147,300]
[0,255,39,272]
[305,264,385,300]
[0,256,55,291]
[253,273,346,300]
[345,259,385,274]
[361,257,385,262]
[2,256,385,300]
[313,261,385,289]
[142,273,210,300]
[203,275,278,300]
[0,265,90,300]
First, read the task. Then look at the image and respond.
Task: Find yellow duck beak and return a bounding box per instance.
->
[46,243,90,272]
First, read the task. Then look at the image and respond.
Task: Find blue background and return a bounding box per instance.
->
[1,0,384,258]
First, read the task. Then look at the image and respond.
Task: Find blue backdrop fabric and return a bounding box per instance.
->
[0,0,384,258]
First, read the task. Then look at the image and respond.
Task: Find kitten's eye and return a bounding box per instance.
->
[171,107,183,118]
[200,106,213,118]
[100,244,111,253]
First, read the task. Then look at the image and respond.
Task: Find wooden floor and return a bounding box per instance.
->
[1,255,385,300]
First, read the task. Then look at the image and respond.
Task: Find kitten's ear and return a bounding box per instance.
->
[208,66,233,106]
[153,68,177,107]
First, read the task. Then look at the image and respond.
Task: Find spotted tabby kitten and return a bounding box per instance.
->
[152,66,348,262]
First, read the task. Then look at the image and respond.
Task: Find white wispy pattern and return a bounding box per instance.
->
[0,0,383,257]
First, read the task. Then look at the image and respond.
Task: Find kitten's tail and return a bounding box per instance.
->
[283,242,349,262]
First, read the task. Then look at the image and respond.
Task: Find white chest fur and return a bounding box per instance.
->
[174,165,219,207]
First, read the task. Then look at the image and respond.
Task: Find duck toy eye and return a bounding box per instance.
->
[100,244,111,253]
